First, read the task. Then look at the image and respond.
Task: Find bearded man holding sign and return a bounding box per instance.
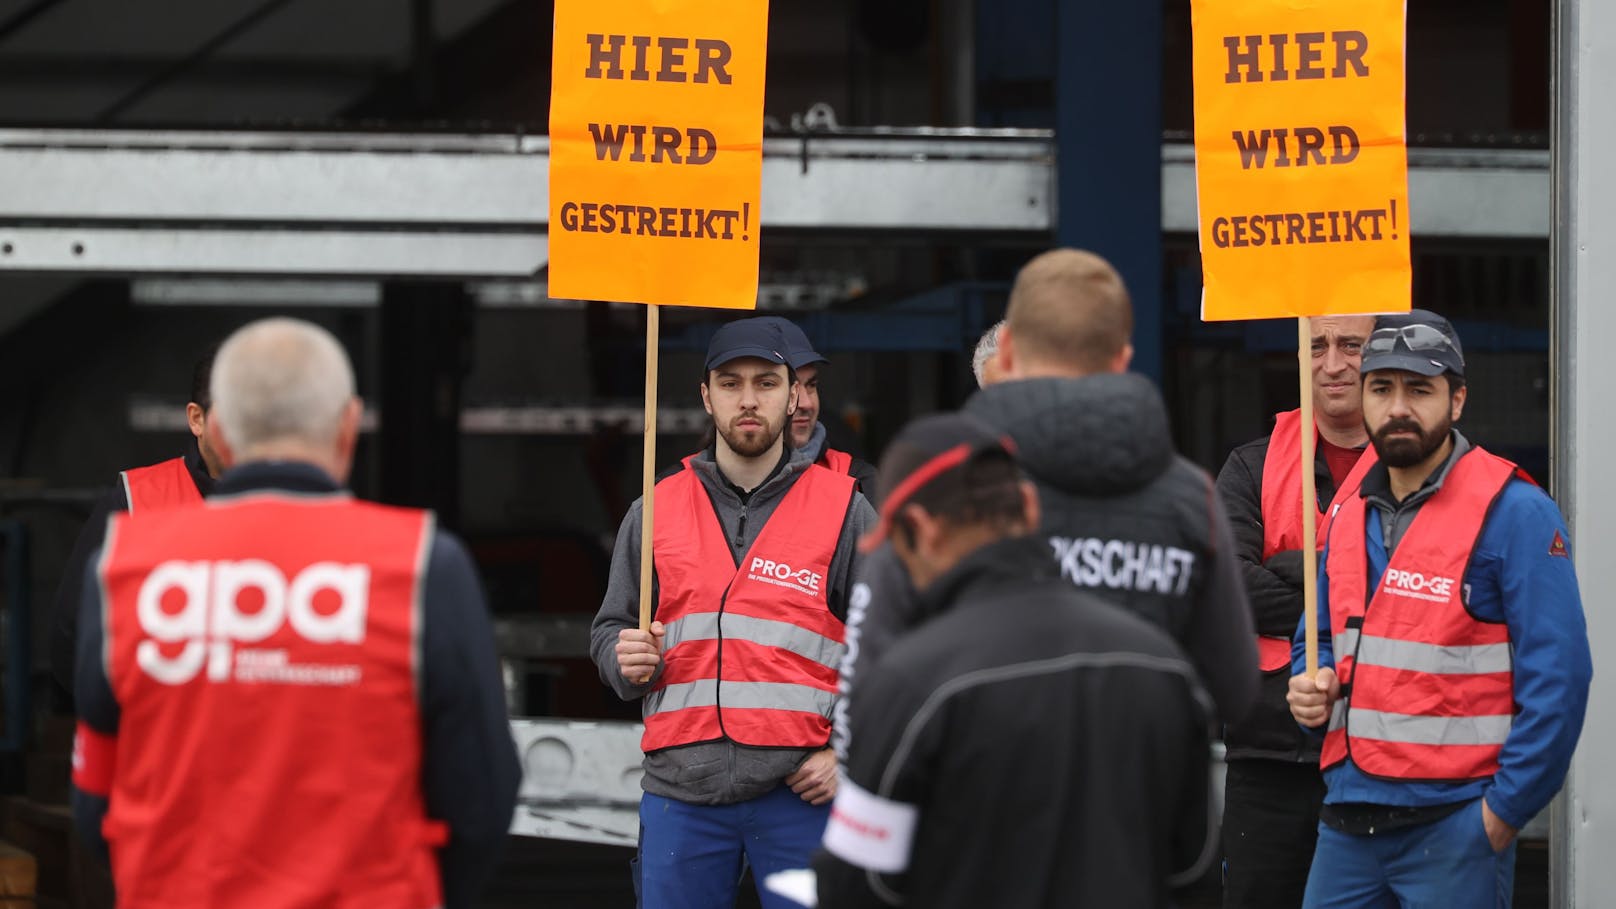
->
[1287,312,1591,907]
[1190,0,1416,900]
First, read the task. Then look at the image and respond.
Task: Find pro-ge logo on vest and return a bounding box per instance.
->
[747,556,823,596]
[1380,568,1456,604]
[136,559,368,686]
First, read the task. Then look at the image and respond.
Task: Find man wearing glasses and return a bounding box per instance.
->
[1288,310,1592,907]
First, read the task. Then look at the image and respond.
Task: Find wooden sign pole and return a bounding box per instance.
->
[1298,316,1320,676]
[639,304,660,632]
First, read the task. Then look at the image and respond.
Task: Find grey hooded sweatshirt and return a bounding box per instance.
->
[591,442,876,805]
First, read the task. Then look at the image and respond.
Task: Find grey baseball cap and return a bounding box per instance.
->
[1361,310,1465,378]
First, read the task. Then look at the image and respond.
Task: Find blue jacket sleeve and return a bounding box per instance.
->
[1290,539,1336,738]
[1473,483,1593,830]
[1291,544,1336,678]
[420,531,523,909]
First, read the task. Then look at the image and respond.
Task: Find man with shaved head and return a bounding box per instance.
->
[71,317,519,909]
[995,247,1135,375]
[835,249,1256,779]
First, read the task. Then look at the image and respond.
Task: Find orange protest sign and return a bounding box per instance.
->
[548,0,768,309]
[1192,0,1412,321]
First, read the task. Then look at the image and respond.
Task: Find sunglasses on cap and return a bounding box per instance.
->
[1365,324,1457,355]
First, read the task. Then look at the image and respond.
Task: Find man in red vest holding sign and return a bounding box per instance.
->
[70,318,520,909]
[1288,311,1592,907]
[1215,314,1376,908]
[590,319,876,909]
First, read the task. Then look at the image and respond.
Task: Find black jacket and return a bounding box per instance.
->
[838,374,1257,737]
[50,440,215,705]
[816,536,1215,909]
[1215,425,1354,761]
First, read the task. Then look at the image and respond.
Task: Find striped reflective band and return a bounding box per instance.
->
[1345,707,1511,747]
[1338,629,1511,675]
[663,612,846,671]
[645,680,837,717]
[1327,697,1348,732]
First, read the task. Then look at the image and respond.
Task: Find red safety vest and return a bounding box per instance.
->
[97,493,445,909]
[1320,447,1518,782]
[1255,410,1377,671]
[120,457,203,514]
[643,460,856,753]
[819,448,853,475]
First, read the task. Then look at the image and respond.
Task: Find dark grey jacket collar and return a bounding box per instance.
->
[914,534,1058,620]
[684,440,813,507]
[182,435,218,496]
[798,421,828,464]
[214,460,343,496]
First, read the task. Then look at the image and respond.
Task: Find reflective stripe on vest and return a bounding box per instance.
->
[1256,410,1376,671]
[120,457,203,514]
[647,680,838,716]
[98,494,443,909]
[1334,628,1512,676]
[819,448,853,475]
[1320,446,1518,782]
[662,612,845,672]
[643,462,856,753]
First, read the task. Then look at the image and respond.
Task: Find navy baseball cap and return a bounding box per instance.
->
[705,318,790,371]
[753,316,828,370]
[860,412,1019,552]
[1361,310,1465,378]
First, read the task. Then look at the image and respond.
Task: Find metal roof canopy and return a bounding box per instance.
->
[0,127,1053,277]
[0,127,1546,278]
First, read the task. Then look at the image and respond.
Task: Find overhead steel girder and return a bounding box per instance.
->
[1159,145,1551,240]
[0,128,1547,278]
[0,127,1052,277]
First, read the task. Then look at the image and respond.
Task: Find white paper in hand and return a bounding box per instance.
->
[763,868,818,907]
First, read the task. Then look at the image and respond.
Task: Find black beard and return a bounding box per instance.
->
[1370,415,1451,468]
[716,412,784,458]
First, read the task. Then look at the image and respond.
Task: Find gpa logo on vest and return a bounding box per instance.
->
[746,557,824,596]
[135,559,369,686]
[1380,568,1456,604]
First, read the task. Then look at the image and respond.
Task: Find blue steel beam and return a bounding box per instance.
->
[1054,0,1164,382]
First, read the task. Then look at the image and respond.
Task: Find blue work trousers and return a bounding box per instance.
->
[1302,798,1517,909]
[636,785,830,909]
